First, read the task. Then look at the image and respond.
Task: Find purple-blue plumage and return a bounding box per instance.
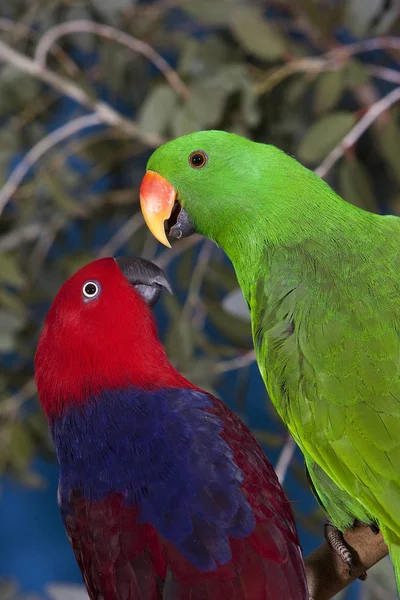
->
[51,387,256,570]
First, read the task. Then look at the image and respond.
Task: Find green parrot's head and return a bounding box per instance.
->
[140,130,290,248]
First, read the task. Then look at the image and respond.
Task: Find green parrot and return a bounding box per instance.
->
[139,130,400,588]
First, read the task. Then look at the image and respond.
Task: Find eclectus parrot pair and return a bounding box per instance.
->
[35,257,308,599]
[140,130,400,590]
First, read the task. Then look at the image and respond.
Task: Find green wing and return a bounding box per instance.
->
[304,452,374,531]
[250,222,400,544]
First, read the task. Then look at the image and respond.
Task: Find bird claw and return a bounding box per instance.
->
[369,523,380,535]
[324,519,367,581]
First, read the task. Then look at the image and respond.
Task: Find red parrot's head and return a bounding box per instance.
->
[35,257,177,418]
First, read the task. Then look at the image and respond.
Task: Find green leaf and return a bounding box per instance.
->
[388,194,400,216]
[0,127,18,183]
[379,119,400,185]
[344,59,369,89]
[181,0,233,25]
[59,253,96,278]
[17,469,45,489]
[43,171,87,216]
[172,66,247,136]
[3,423,34,473]
[203,297,252,348]
[0,579,17,600]
[0,255,26,288]
[339,156,378,212]
[0,67,40,117]
[230,7,286,61]
[240,76,261,127]
[205,261,239,292]
[314,70,344,114]
[178,37,231,77]
[0,288,27,316]
[0,310,26,334]
[138,84,178,136]
[297,112,356,164]
[344,0,399,36]
[165,320,195,370]
[91,0,132,19]
[285,76,309,105]
[0,332,16,353]
[176,247,195,290]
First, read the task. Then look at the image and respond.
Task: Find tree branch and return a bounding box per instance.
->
[0,113,100,217]
[305,525,389,600]
[0,39,164,147]
[275,435,296,484]
[213,350,256,374]
[155,235,203,269]
[97,212,144,258]
[315,85,400,178]
[34,20,190,100]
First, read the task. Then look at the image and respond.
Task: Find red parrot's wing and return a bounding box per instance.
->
[64,493,166,600]
[57,387,307,600]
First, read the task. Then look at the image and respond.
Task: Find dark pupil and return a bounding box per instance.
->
[85,283,97,296]
[192,153,204,166]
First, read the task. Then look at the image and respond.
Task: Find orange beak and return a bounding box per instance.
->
[140,170,177,248]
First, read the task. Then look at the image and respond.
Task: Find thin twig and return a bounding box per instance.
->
[275,435,296,485]
[181,240,214,328]
[213,350,256,374]
[28,228,58,281]
[255,36,400,95]
[0,39,163,147]
[0,223,46,253]
[97,212,144,258]
[0,377,37,420]
[141,230,160,260]
[0,18,31,38]
[35,20,190,100]
[0,18,82,77]
[0,113,101,217]
[369,65,400,86]
[315,85,400,178]
[155,235,203,269]
[326,36,400,59]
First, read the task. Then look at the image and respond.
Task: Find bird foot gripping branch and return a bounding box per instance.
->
[324,519,367,580]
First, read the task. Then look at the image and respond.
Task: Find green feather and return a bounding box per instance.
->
[146,130,400,589]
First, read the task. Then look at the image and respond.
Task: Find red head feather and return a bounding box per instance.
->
[35,257,189,418]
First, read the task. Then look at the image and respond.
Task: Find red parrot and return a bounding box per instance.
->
[34,256,308,600]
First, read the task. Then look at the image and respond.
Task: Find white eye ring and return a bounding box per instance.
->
[82,280,100,300]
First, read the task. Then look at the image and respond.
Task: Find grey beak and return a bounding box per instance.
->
[168,207,196,240]
[115,256,172,307]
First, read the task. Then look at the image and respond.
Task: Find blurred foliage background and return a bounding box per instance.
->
[0,0,399,598]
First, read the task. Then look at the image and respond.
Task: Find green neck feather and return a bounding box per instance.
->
[198,152,377,301]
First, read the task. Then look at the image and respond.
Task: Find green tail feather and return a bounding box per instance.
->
[385,530,400,596]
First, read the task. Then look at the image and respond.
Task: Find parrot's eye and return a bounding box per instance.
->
[82,281,100,300]
[189,150,207,169]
